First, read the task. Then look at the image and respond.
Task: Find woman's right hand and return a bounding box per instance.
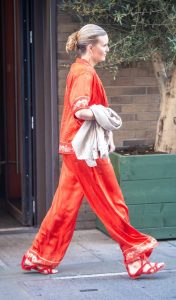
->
[75,108,95,120]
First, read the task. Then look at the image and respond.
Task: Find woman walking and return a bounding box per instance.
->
[21,24,165,278]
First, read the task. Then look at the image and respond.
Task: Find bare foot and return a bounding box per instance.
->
[24,258,58,274]
[24,258,33,266]
[37,267,58,274]
[127,259,164,275]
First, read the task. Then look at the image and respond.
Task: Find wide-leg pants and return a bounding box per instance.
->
[22,153,159,268]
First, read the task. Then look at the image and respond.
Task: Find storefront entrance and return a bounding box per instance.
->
[0,0,36,228]
[0,0,59,231]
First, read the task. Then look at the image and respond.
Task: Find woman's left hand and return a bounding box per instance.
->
[108,131,116,153]
[109,142,116,153]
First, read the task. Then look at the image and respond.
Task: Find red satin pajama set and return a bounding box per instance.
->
[21,57,158,269]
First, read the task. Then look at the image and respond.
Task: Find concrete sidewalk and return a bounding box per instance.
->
[0,229,175,300]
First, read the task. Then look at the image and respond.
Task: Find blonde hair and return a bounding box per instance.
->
[66,24,107,55]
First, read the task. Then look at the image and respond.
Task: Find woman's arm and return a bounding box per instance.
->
[108,131,116,153]
[75,108,95,120]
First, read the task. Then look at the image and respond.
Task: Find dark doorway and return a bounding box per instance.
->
[0,0,36,228]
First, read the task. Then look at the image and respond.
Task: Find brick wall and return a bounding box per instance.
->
[56,8,160,229]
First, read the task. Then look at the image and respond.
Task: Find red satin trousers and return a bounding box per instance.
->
[22,153,159,268]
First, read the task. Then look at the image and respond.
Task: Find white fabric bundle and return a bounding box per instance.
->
[71,104,122,167]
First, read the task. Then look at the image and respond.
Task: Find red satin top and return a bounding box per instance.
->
[58,57,109,154]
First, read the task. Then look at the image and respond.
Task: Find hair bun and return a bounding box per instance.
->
[66,31,79,53]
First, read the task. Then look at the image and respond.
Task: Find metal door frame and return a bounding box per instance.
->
[21,0,59,226]
[32,0,59,225]
[20,0,36,225]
